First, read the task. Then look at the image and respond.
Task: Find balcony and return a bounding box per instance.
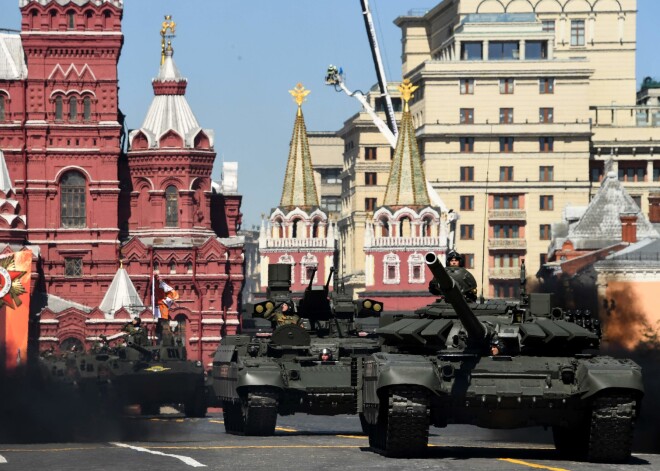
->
[488,209,526,221]
[488,238,526,250]
[262,238,332,249]
[367,236,444,248]
[489,267,521,280]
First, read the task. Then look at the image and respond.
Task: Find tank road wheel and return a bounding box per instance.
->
[222,400,245,434]
[553,394,636,463]
[586,394,636,463]
[368,386,430,457]
[184,385,207,418]
[243,389,278,436]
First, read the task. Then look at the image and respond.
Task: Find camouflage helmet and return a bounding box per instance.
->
[446,250,464,267]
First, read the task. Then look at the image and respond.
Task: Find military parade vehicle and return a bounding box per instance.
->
[210,263,383,435]
[361,252,643,463]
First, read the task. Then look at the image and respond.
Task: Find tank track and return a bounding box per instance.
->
[222,400,244,434]
[223,389,279,436]
[587,394,635,463]
[369,386,429,456]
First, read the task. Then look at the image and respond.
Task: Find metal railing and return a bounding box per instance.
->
[488,238,527,250]
[488,209,527,220]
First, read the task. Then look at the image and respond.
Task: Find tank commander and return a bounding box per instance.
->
[264,300,301,328]
[319,348,333,362]
[429,250,478,302]
[122,316,148,346]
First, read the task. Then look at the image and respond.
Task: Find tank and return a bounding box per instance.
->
[110,340,207,417]
[210,263,383,435]
[361,252,644,463]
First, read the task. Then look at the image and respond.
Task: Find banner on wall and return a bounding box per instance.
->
[0,250,32,372]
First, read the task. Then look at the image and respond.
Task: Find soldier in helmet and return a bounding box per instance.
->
[429,250,478,302]
[264,300,301,328]
[122,316,148,346]
[319,348,333,362]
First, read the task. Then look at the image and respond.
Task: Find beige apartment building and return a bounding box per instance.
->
[308,0,660,299]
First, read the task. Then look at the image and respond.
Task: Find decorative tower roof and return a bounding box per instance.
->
[279,83,320,211]
[99,262,145,317]
[128,16,213,150]
[0,33,27,80]
[382,79,430,209]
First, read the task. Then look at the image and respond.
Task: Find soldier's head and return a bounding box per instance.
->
[447,250,464,267]
[320,348,333,362]
[132,317,141,326]
[281,301,293,313]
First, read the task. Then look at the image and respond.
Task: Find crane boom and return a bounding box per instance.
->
[360,0,398,139]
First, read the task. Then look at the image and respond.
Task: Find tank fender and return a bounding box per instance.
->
[576,358,644,400]
[374,364,440,395]
[213,345,237,364]
[236,368,285,391]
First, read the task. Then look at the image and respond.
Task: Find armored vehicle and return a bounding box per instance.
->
[211,264,382,435]
[110,341,207,417]
[362,252,643,463]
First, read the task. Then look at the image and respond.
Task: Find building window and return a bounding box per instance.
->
[165,185,179,227]
[64,258,83,277]
[421,217,433,236]
[383,253,400,284]
[301,254,319,285]
[499,108,513,124]
[654,165,660,182]
[67,10,75,29]
[365,147,377,160]
[493,283,519,299]
[526,41,548,60]
[493,224,520,238]
[539,137,554,152]
[542,20,555,33]
[632,195,642,208]
[499,166,514,182]
[540,195,554,211]
[571,20,585,46]
[464,253,475,269]
[540,78,555,94]
[499,78,514,94]
[459,137,474,153]
[539,107,554,123]
[0,95,5,121]
[365,172,377,186]
[55,96,63,121]
[460,195,474,211]
[540,224,551,240]
[185,261,193,274]
[321,196,341,212]
[168,261,176,274]
[60,171,86,228]
[539,166,554,182]
[590,162,604,182]
[499,137,514,152]
[408,253,425,284]
[460,79,474,95]
[461,42,483,60]
[83,96,91,121]
[460,166,474,182]
[494,253,520,267]
[493,194,519,209]
[489,41,519,60]
[460,108,474,124]
[460,224,474,240]
[365,197,377,212]
[69,97,78,121]
[321,168,341,184]
[618,164,646,182]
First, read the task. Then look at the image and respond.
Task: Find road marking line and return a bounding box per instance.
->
[275,426,298,432]
[150,445,360,450]
[336,434,368,440]
[0,447,100,453]
[111,442,206,468]
[208,420,224,424]
[0,454,6,464]
[499,458,571,471]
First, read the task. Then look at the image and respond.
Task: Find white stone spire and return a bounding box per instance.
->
[99,265,145,318]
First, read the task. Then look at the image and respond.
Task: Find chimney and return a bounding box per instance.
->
[620,213,638,244]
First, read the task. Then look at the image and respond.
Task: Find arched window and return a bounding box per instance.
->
[185,261,193,273]
[165,185,178,227]
[291,218,302,239]
[312,219,320,238]
[153,261,160,273]
[422,217,433,237]
[0,95,5,121]
[69,97,78,121]
[29,10,38,29]
[102,10,111,29]
[60,171,86,228]
[55,96,63,121]
[85,10,93,30]
[399,217,412,238]
[67,10,75,30]
[169,261,176,274]
[49,9,57,29]
[83,96,91,121]
[383,253,400,284]
[380,217,389,237]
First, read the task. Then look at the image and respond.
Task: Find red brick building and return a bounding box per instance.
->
[0,0,243,361]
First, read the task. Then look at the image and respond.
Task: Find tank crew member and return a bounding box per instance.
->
[264,300,301,328]
[429,250,478,302]
[122,316,148,346]
[92,334,110,353]
[490,334,506,356]
[320,348,333,362]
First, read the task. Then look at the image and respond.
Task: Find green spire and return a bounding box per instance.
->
[279,83,319,210]
[382,79,430,209]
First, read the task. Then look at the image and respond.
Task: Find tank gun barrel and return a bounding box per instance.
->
[425,252,487,341]
[307,266,318,291]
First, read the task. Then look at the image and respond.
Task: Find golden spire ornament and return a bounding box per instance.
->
[160,15,176,64]
[398,79,419,112]
[289,83,311,115]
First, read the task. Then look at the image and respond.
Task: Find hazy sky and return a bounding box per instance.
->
[1,0,659,228]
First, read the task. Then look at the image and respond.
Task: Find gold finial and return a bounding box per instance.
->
[398,78,419,112]
[160,15,177,65]
[119,259,124,269]
[289,83,311,116]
